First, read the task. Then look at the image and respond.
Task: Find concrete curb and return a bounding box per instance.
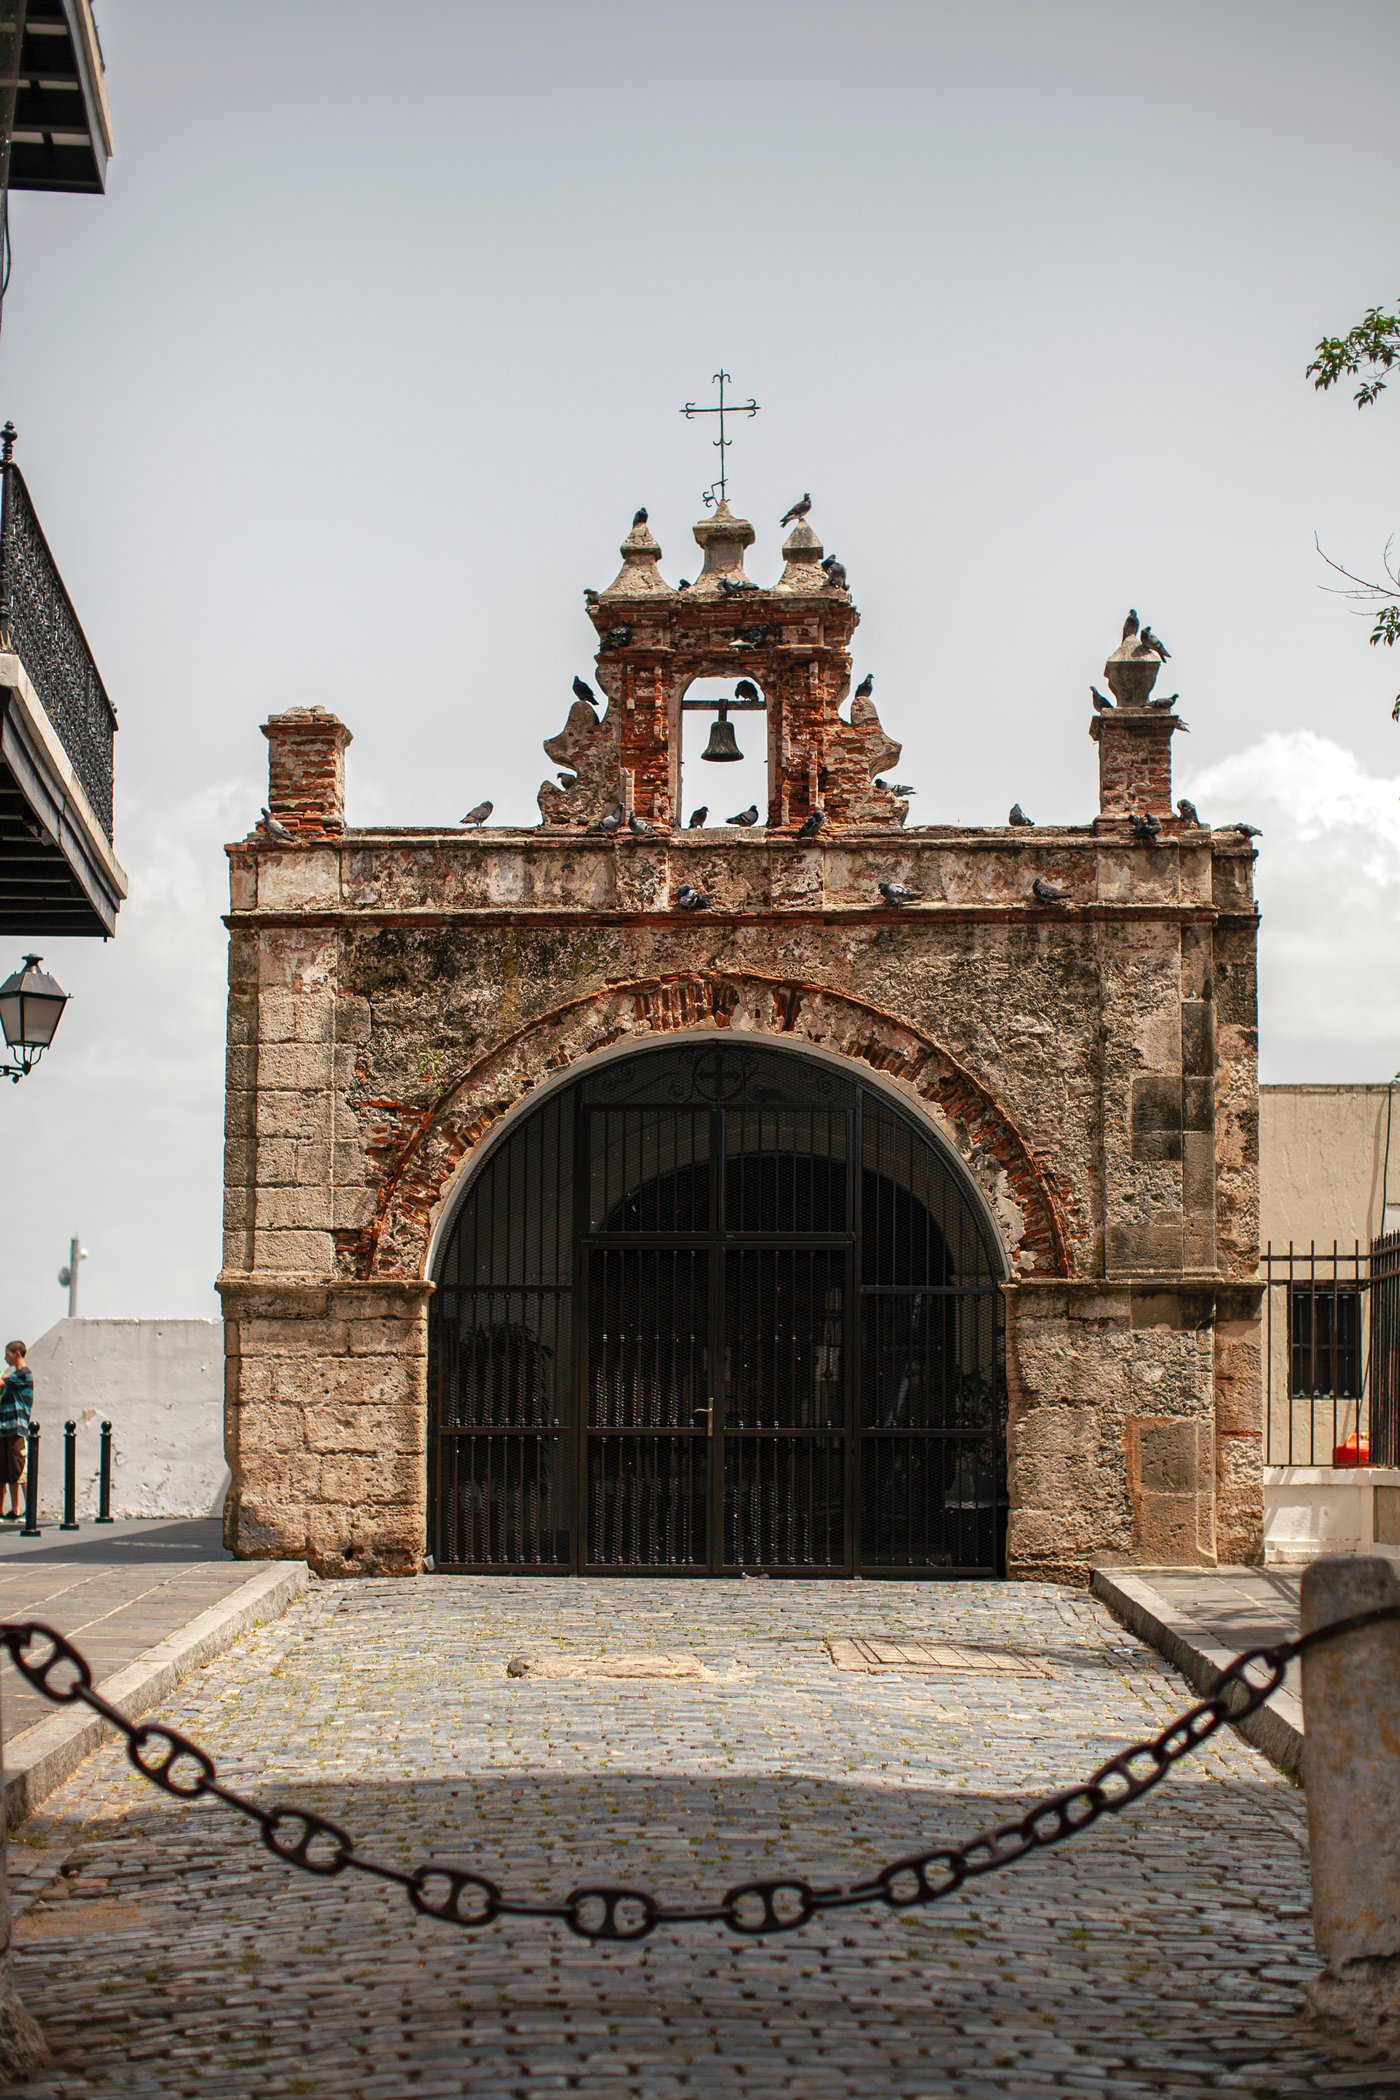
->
[1090,1566,1305,1780]
[2,1560,309,1825]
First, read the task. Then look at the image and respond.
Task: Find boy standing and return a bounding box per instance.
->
[0,1341,33,1519]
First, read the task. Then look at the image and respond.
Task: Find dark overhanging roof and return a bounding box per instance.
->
[9,0,111,196]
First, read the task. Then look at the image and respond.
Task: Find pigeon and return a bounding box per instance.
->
[781,493,812,527]
[877,781,916,796]
[735,679,761,704]
[718,575,758,596]
[627,810,652,836]
[824,560,849,590]
[1130,811,1163,843]
[260,807,294,843]
[878,881,920,907]
[1091,685,1114,712]
[601,626,631,650]
[1231,821,1263,839]
[1009,804,1033,827]
[677,578,691,591]
[583,587,599,606]
[854,673,874,699]
[460,800,493,827]
[572,675,596,709]
[587,803,625,836]
[688,806,708,828]
[632,506,648,528]
[728,805,760,827]
[1032,875,1070,904]
[676,884,709,910]
[1122,609,1140,640]
[795,809,826,840]
[737,625,771,646]
[1140,626,1171,661]
[1177,799,1201,825]
[1146,692,1179,711]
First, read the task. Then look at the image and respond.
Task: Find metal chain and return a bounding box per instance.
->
[3,1607,1396,1943]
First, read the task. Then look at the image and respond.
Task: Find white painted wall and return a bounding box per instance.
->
[23,1319,226,1520]
[1263,1466,1400,1568]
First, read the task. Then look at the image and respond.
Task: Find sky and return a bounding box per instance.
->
[1,0,1398,1334]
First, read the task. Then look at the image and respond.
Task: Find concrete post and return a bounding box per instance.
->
[1300,1554,1400,2059]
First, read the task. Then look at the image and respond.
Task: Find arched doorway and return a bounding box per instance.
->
[428,1040,1007,1576]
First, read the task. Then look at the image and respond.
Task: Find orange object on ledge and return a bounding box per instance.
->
[1333,1432,1371,1468]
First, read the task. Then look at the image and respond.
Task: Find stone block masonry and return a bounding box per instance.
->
[220,505,1262,1582]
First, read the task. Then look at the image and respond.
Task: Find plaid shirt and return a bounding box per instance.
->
[0,1365,32,1437]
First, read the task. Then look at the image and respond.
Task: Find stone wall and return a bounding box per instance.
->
[221,717,1262,1581]
[26,1318,226,1520]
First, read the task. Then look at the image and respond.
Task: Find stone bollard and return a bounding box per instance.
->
[1301,1554,1400,2060]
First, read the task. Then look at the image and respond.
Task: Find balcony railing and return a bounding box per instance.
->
[0,438,116,838]
[1264,1235,1400,1466]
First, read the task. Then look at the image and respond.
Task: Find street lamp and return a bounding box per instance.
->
[0,954,70,1081]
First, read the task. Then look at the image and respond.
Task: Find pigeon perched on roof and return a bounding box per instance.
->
[737,625,771,646]
[628,811,652,836]
[1232,821,1263,838]
[688,806,708,828]
[1122,609,1140,641]
[676,884,709,910]
[823,560,849,590]
[587,804,625,836]
[1177,799,1201,825]
[796,810,826,840]
[601,627,631,650]
[677,579,691,591]
[877,781,916,796]
[781,493,812,526]
[632,507,648,528]
[1140,626,1171,661]
[1091,685,1114,712]
[878,881,920,907]
[718,576,758,596]
[1032,876,1070,904]
[583,587,599,606]
[1146,692,1179,711]
[1009,804,1033,827]
[735,679,761,703]
[460,800,493,827]
[1131,812,1163,842]
[854,673,874,699]
[728,804,760,827]
[260,807,295,843]
[572,676,596,709]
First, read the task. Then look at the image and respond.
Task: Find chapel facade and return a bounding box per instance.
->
[219,497,1262,1584]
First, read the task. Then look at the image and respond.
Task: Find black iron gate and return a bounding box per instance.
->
[429,1043,1007,1576]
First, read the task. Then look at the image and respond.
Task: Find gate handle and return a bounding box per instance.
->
[695,1401,715,1436]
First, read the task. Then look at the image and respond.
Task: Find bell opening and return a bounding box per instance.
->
[679,679,770,833]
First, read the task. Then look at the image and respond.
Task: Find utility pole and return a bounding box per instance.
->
[56,1237,85,1318]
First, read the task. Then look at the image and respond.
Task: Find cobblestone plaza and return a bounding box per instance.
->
[6,1578,1371,2098]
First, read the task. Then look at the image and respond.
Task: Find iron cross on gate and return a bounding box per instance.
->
[679,370,760,509]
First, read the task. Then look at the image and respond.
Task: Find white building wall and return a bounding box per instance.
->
[23,1319,226,1521]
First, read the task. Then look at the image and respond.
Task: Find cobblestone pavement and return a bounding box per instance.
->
[5,1578,1381,2099]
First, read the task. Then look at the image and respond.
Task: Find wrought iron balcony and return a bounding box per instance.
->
[0,428,123,935]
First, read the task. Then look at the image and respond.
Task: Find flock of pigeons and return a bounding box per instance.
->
[259,589,1262,913]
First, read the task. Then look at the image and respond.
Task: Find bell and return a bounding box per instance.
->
[701,705,744,763]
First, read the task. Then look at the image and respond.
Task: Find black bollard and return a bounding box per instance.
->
[61,1419,78,1530]
[95,1419,113,1523]
[20,1419,41,1536]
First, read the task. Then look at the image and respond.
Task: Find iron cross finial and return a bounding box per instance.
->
[679,371,760,510]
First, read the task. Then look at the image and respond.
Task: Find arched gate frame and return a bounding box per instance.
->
[428,1040,1008,1577]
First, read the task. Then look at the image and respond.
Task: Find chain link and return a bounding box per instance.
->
[3,1608,1395,1942]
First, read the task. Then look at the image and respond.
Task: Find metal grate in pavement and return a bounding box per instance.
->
[826,1636,1054,1676]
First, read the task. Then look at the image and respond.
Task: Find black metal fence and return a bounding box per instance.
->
[0,449,116,837]
[1264,1236,1400,1466]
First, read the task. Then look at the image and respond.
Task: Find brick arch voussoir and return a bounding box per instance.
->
[356,972,1074,1281]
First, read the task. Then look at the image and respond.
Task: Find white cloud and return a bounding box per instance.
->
[1182,732,1400,1080]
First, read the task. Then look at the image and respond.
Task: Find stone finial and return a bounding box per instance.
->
[602,514,671,598]
[262,707,352,839]
[774,518,826,594]
[1103,614,1163,709]
[687,499,757,595]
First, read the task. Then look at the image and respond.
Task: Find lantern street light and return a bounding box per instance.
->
[0,955,70,1081]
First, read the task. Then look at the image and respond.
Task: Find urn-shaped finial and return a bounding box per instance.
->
[775,517,826,593]
[602,512,670,597]
[688,498,757,594]
[1103,609,1163,708]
